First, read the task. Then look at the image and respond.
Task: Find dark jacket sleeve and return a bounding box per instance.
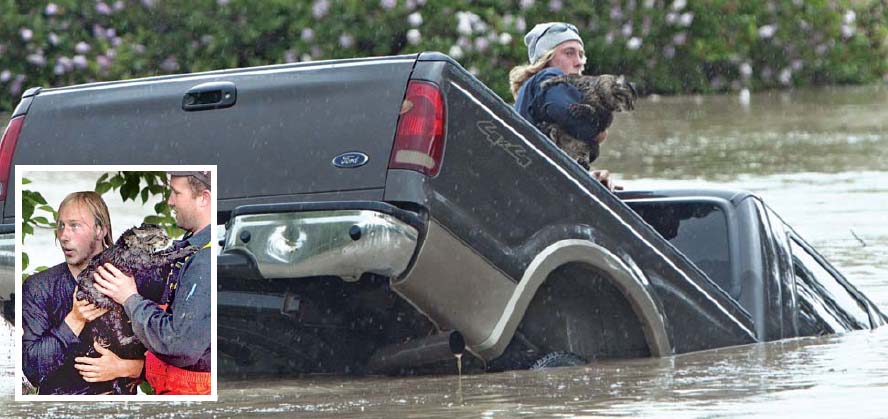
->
[21,277,81,386]
[123,249,211,368]
[532,69,608,143]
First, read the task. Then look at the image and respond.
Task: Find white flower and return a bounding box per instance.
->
[673,32,687,45]
[161,56,179,72]
[408,12,422,27]
[841,25,854,38]
[45,3,59,16]
[380,0,396,10]
[20,28,33,42]
[626,37,642,50]
[72,55,89,70]
[844,10,856,25]
[339,33,355,48]
[679,12,694,27]
[519,0,534,10]
[217,0,230,5]
[312,0,329,19]
[406,29,421,45]
[548,0,562,12]
[622,23,633,37]
[95,2,112,15]
[644,0,655,8]
[456,12,474,35]
[284,49,298,63]
[757,24,776,39]
[498,32,512,45]
[739,62,752,79]
[27,53,47,67]
[0,70,10,83]
[778,68,792,85]
[791,59,803,71]
[75,42,92,54]
[49,33,60,46]
[665,12,677,25]
[113,0,125,10]
[515,16,526,32]
[96,55,111,71]
[301,53,313,62]
[301,28,315,42]
[473,37,489,52]
[671,0,686,11]
[448,45,464,59]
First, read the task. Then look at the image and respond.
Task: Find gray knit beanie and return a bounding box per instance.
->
[524,22,584,64]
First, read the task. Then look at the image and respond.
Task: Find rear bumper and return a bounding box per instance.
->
[220,201,424,281]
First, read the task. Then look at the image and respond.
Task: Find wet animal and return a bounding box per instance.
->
[43,223,199,395]
[536,74,638,170]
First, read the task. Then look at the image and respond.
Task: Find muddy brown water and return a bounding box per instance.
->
[2,84,888,417]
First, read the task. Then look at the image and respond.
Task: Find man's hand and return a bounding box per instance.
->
[64,286,109,336]
[93,263,138,305]
[590,169,623,192]
[74,341,144,382]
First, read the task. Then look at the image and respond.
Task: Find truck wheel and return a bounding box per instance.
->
[531,351,587,369]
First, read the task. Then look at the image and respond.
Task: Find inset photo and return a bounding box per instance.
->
[14,166,216,401]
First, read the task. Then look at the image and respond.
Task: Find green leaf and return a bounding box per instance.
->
[110,174,125,188]
[22,178,31,185]
[22,253,28,271]
[141,187,150,204]
[144,215,165,224]
[95,182,112,195]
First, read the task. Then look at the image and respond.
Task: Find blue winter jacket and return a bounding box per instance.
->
[514,67,607,143]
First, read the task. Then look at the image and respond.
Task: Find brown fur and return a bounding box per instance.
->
[537,74,638,170]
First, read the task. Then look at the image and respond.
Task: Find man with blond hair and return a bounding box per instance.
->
[96,171,212,395]
[510,22,617,190]
[22,191,143,394]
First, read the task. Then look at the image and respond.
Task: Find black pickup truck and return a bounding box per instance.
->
[1,52,884,375]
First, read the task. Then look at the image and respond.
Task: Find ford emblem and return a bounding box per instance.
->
[332,152,369,168]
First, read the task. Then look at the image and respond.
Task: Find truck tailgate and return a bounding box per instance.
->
[8,55,416,213]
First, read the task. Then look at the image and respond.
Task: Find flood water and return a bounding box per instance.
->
[2,84,888,417]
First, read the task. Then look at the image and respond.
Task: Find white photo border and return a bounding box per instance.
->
[14,164,218,402]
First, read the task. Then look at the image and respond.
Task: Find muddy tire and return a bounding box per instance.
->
[530,351,587,369]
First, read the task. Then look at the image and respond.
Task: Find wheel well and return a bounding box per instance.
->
[518,262,652,361]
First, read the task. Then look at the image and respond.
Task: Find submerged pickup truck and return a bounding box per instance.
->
[2,52,884,375]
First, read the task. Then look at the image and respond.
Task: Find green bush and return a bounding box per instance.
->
[1,0,885,112]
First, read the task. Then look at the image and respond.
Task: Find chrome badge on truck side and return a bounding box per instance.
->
[332,152,369,168]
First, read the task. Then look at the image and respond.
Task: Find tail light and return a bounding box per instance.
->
[0,116,25,200]
[389,80,446,177]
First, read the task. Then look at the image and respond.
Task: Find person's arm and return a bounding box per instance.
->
[535,72,610,143]
[123,252,211,365]
[74,341,144,382]
[22,280,82,386]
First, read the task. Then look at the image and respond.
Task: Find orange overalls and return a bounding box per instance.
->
[145,242,212,395]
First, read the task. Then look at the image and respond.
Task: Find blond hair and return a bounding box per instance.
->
[509,49,557,99]
[508,46,589,99]
[57,191,113,248]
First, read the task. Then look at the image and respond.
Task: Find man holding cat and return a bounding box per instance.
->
[94,171,212,395]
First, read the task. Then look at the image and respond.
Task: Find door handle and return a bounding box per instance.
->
[182,81,237,111]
